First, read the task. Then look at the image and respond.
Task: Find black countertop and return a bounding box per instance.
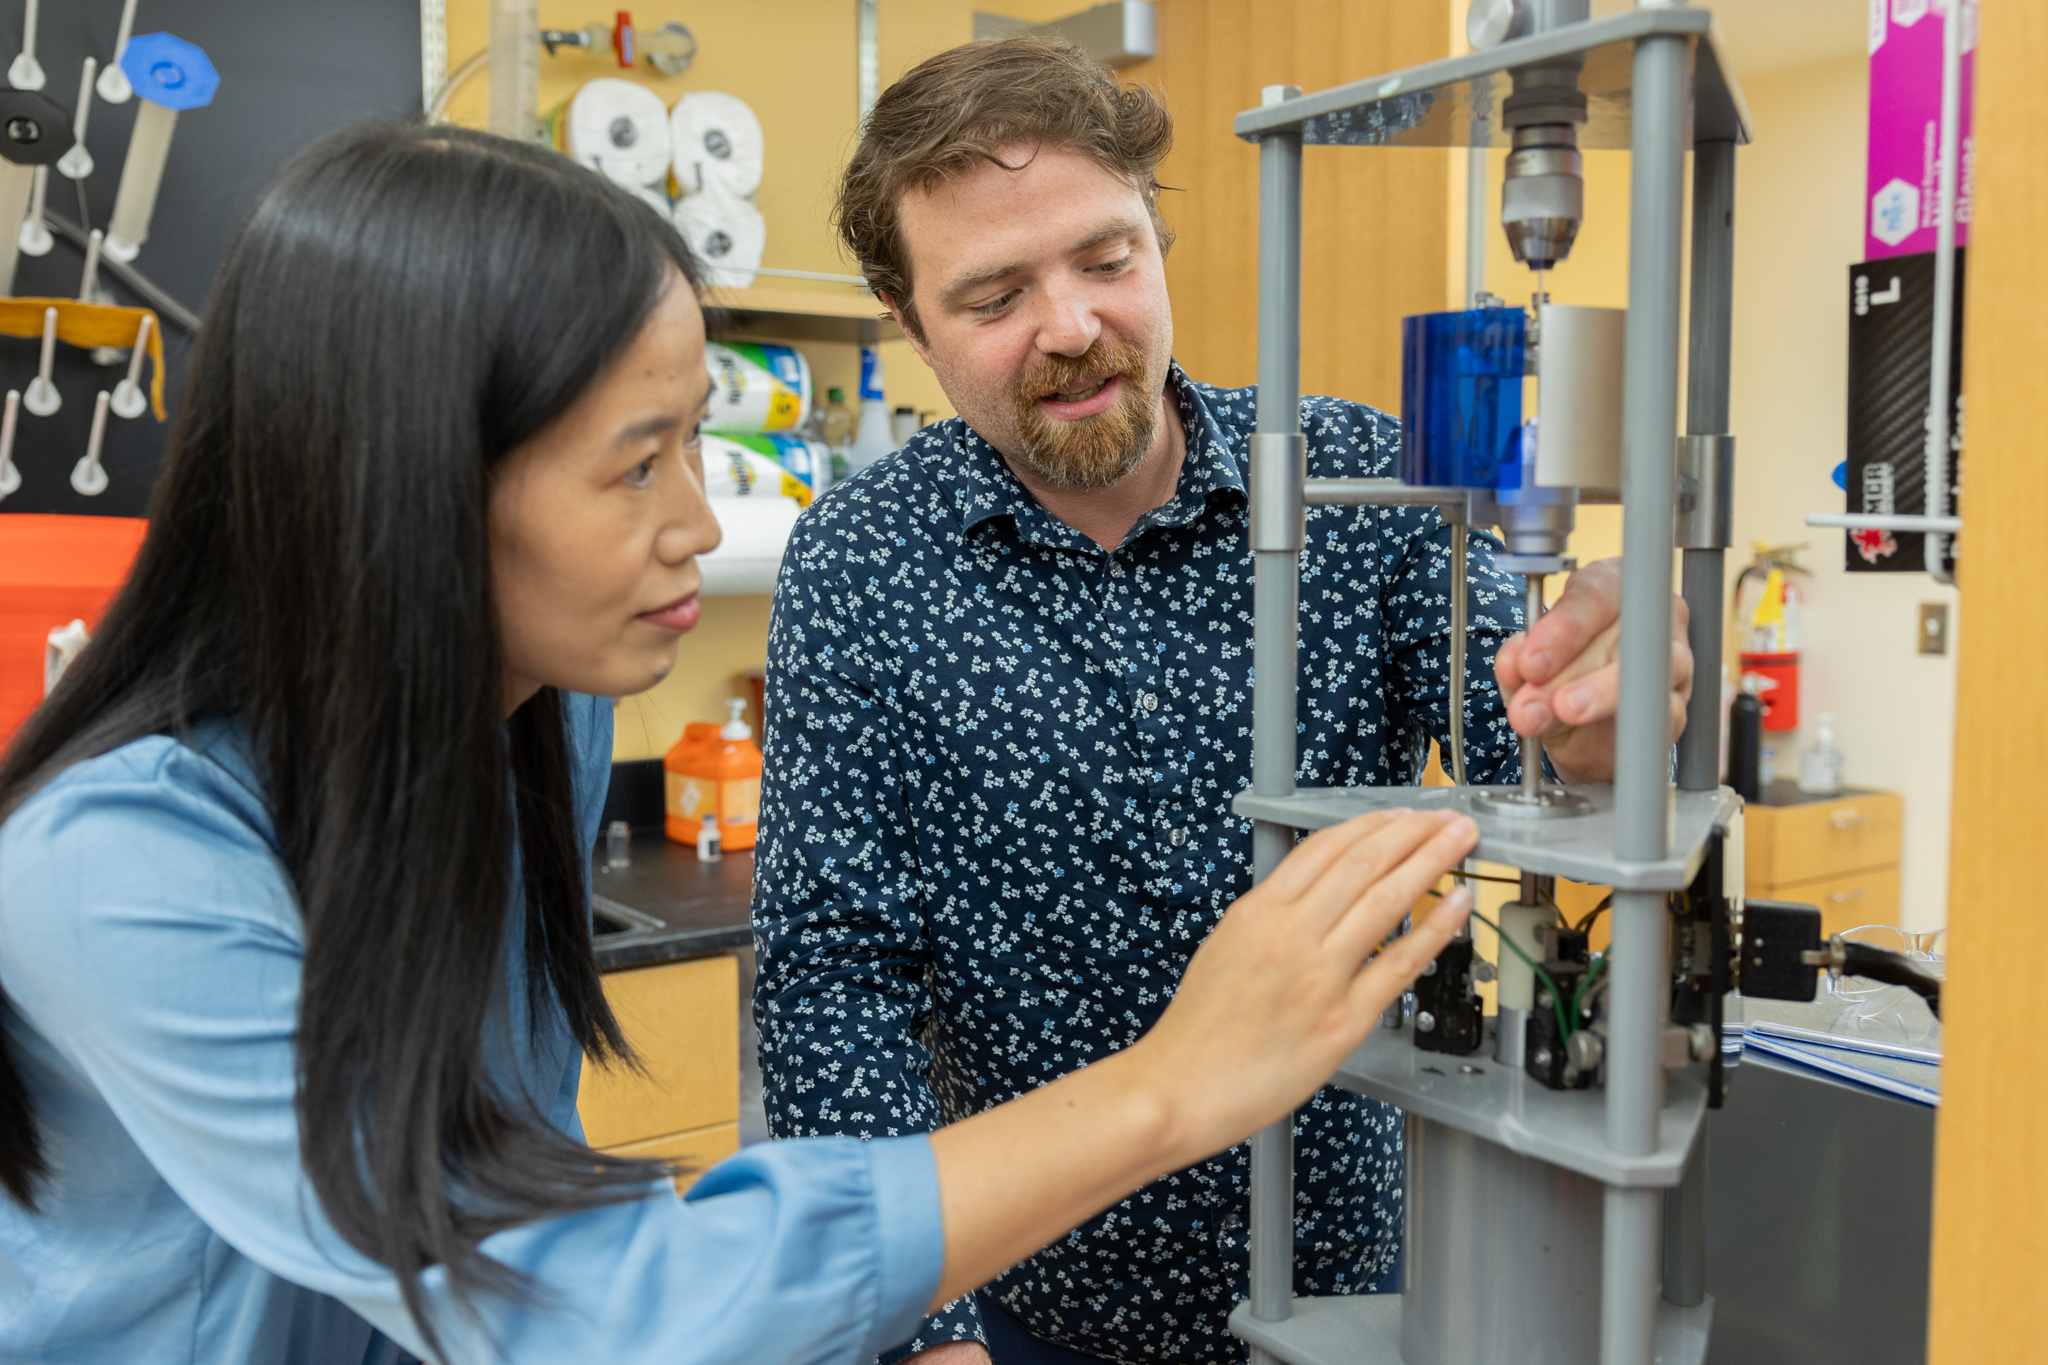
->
[589,835,755,972]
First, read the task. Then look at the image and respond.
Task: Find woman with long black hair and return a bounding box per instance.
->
[0,123,1478,1364]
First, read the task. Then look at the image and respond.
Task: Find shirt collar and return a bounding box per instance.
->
[917,360,1247,553]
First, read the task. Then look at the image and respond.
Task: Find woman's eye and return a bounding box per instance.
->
[624,456,657,490]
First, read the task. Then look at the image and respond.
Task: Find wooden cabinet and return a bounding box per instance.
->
[1743,786,1905,939]
[578,954,740,1194]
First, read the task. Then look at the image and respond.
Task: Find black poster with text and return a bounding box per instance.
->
[1844,249,1964,574]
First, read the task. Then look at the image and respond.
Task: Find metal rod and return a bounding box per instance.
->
[1923,0,1962,582]
[1807,511,1961,534]
[1662,1126,1709,1306]
[1247,97,1304,1347]
[1520,574,1545,796]
[1601,24,1689,1365]
[1466,78,1491,307]
[1677,140,1737,792]
[1450,528,1468,786]
[1304,476,1466,510]
[43,209,200,331]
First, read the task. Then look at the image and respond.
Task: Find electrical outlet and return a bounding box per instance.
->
[1918,602,1950,656]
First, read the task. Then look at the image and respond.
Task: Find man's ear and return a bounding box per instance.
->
[879,292,934,367]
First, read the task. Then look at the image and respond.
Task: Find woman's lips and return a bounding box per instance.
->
[637,594,701,632]
[1036,372,1121,422]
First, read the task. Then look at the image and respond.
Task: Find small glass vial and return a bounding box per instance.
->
[696,811,722,862]
[605,819,631,871]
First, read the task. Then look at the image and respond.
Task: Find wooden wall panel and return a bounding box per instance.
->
[1123,2,1456,409]
[1927,0,2048,1357]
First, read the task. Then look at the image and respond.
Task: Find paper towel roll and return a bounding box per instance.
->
[563,78,673,191]
[669,91,764,199]
[697,495,801,595]
[672,186,765,289]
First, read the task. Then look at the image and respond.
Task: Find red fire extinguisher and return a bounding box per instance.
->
[1734,546,1809,734]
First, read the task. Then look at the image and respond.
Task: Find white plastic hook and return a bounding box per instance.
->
[8,0,44,92]
[54,57,95,181]
[77,227,102,301]
[22,305,58,416]
[110,313,150,418]
[0,391,19,501]
[70,389,110,496]
[96,0,139,104]
[18,165,49,255]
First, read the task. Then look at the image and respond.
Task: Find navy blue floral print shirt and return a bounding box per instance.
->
[753,364,1527,1364]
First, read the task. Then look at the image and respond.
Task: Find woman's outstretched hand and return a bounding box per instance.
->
[925,807,1478,1309]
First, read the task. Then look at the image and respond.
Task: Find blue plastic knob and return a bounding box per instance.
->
[120,33,220,111]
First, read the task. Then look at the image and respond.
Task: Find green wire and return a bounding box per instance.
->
[1570,953,1607,1028]
[1465,904,1574,1045]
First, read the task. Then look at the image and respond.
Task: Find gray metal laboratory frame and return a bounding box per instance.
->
[1223,9,1751,1365]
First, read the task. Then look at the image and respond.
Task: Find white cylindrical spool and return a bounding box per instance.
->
[71,390,111,496]
[1532,303,1625,492]
[54,57,95,180]
[8,0,43,91]
[564,78,672,191]
[1495,900,1547,1012]
[110,313,152,418]
[0,390,20,500]
[0,160,36,296]
[22,305,57,416]
[669,91,764,199]
[77,227,102,300]
[104,101,176,263]
[671,185,764,289]
[96,0,139,103]
[19,164,49,255]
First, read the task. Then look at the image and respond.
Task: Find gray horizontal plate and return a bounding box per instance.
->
[1229,1293,1712,1365]
[1233,783,1740,891]
[1233,8,1752,149]
[1331,1022,1707,1187]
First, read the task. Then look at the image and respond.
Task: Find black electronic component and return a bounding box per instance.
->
[1740,899,1823,1002]
[1413,938,1484,1056]
[1672,830,1734,1107]
[1525,960,1591,1090]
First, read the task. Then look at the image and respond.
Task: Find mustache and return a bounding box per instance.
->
[1019,339,1144,399]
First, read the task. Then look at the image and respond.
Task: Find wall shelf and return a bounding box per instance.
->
[705,283,899,346]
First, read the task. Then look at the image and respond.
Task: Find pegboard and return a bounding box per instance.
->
[0,0,421,517]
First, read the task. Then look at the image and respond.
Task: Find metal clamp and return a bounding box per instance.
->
[1674,433,1734,549]
[1248,432,1307,552]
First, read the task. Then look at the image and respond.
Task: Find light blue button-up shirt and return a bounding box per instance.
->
[0,693,943,1364]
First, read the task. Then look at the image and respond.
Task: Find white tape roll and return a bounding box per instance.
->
[566,78,673,190]
[673,186,765,289]
[669,91,764,199]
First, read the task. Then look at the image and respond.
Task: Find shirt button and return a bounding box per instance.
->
[1140,692,1159,713]
[1169,827,1188,848]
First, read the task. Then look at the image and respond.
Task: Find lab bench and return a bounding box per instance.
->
[581,837,755,1192]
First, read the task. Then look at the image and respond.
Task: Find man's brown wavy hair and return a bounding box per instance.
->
[835,34,1175,342]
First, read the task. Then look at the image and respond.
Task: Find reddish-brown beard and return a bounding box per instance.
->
[1007,337,1162,490]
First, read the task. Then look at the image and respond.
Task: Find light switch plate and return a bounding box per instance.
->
[1919,602,1950,656]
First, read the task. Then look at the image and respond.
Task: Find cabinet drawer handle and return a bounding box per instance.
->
[1830,810,1868,829]
[1828,888,1868,904]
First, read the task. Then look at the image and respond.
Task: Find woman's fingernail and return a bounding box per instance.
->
[1524,699,1553,732]
[1438,807,1460,822]
[1563,686,1591,716]
[1385,806,1412,817]
[1526,649,1552,675]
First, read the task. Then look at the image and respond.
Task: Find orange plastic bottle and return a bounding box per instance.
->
[663,699,762,852]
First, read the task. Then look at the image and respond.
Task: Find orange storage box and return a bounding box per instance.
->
[0,514,148,748]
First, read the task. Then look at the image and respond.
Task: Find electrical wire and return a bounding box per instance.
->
[1575,893,1613,934]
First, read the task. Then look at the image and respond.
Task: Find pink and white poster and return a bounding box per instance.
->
[1866,0,1977,261]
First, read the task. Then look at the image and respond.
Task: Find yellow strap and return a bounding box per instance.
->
[0,297,168,420]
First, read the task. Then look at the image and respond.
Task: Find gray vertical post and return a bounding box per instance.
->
[1246,87,1304,1355]
[1603,26,1688,1365]
[1676,140,1736,793]
[1665,137,1737,1312]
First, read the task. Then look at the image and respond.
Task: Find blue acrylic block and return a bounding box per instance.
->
[1400,307,1526,489]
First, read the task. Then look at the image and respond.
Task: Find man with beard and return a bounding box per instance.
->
[751,35,1692,1365]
